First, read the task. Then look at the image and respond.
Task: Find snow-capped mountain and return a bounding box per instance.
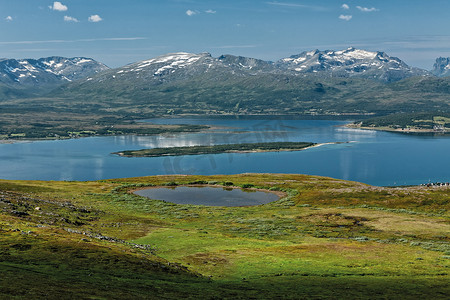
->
[0,56,109,86]
[277,47,429,82]
[111,52,217,80]
[432,57,450,77]
[81,52,275,86]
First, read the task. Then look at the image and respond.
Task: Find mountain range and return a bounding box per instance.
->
[2,48,450,90]
[1,48,450,116]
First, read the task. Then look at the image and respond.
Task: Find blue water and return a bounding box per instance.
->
[135,186,280,206]
[0,118,448,186]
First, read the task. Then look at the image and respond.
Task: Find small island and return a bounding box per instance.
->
[114,141,322,157]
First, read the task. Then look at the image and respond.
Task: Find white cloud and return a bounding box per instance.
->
[5,16,13,22]
[64,16,79,22]
[49,1,68,12]
[88,15,103,22]
[356,6,379,12]
[205,9,216,14]
[341,4,349,10]
[186,10,197,16]
[339,14,352,21]
[266,1,326,11]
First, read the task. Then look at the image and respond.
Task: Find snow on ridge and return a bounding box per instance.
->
[75,58,94,65]
[42,60,56,67]
[120,52,206,74]
[341,48,377,60]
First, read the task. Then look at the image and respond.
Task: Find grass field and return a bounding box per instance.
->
[1,174,449,299]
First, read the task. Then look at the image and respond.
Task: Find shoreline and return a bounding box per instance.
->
[345,124,449,134]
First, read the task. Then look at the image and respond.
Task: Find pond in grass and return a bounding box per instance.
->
[134,186,280,206]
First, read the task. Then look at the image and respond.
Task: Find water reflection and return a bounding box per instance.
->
[135,186,280,206]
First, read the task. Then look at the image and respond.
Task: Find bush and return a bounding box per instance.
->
[188,180,208,185]
[241,184,254,189]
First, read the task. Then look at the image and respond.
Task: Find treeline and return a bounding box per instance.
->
[116,142,315,157]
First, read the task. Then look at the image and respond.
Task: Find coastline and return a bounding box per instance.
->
[345,124,449,134]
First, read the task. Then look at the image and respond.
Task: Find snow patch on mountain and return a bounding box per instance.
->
[120,52,208,76]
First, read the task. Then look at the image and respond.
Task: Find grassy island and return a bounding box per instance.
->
[1,174,449,299]
[114,141,318,157]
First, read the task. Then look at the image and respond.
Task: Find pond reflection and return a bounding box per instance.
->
[135,186,280,206]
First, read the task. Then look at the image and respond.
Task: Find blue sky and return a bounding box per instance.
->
[1,0,450,69]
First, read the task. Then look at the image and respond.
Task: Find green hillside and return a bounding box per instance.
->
[49,74,450,117]
[1,174,449,298]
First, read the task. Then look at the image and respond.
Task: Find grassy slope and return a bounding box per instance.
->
[1,174,449,299]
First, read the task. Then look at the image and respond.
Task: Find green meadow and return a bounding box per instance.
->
[1,174,449,299]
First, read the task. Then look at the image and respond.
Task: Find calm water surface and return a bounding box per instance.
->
[135,186,280,206]
[0,117,448,186]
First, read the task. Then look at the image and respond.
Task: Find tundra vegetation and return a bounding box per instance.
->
[0,174,449,299]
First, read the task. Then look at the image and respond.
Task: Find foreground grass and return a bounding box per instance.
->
[1,174,449,299]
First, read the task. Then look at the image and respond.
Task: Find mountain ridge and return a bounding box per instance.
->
[76,48,431,88]
[0,56,109,96]
[2,49,450,118]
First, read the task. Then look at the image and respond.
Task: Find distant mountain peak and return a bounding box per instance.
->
[0,56,109,86]
[432,57,450,77]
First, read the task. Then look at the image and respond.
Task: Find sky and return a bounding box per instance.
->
[1,0,450,69]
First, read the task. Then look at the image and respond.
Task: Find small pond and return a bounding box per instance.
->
[134,186,281,207]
